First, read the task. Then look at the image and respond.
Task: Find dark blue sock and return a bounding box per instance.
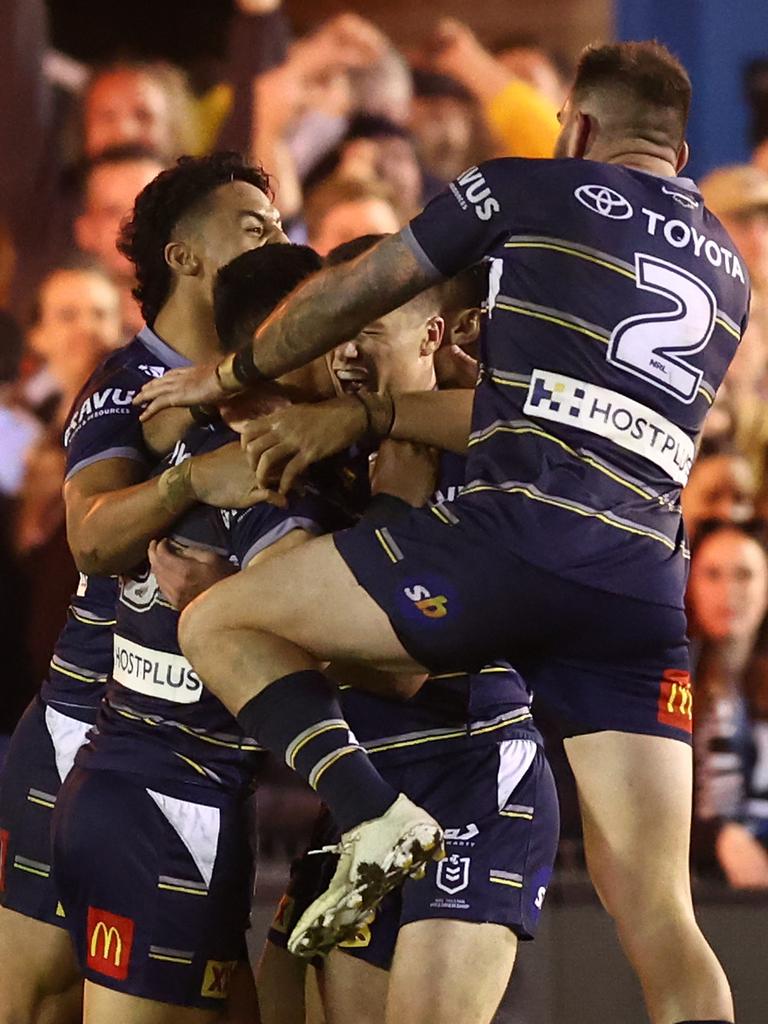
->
[237,669,398,832]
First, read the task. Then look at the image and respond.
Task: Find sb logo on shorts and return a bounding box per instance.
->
[657,668,693,734]
[404,585,449,618]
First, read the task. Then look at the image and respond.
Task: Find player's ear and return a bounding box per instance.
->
[164,240,200,277]
[573,112,596,159]
[422,315,445,356]
[450,307,482,348]
[676,140,690,174]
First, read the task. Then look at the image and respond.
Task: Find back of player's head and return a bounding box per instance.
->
[325,233,387,266]
[117,152,271,326]
[214,243,322,351]
[572,41,691,151]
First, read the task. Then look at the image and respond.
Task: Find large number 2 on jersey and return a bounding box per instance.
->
[607,252,717,404]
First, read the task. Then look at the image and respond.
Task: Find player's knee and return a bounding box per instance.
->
[178,594,217,673]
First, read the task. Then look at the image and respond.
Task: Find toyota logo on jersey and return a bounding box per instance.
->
[574,184,634,219]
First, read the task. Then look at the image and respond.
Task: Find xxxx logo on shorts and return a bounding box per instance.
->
[657,668,693,734]
[87,907,134,980]
[202,960,238,999]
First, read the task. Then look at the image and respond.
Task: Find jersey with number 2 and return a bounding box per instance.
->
[403,158,750,606]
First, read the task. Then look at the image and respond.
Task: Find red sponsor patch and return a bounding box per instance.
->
[86,907,134,981]
[657,668,693,733]
[0,829,9,893]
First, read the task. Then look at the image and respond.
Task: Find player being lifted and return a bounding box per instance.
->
[137,42,746,1024]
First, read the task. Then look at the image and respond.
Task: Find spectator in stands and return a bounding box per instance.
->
[23,260,122,429]
[493,36,571,107]
[305,177,401,257]
[75,145,167,336]
[689,520,768,888]
[682,449,756,542]
[428,17,559,160]
[0,314,41,501]
[409,69,490,185]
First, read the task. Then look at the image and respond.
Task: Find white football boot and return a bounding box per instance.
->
[288,794,444,958]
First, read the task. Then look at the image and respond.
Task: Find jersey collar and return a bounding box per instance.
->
[137,325,193,369]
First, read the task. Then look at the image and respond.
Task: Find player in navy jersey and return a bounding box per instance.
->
[0,153,288,1024]
[136,43,741,1022]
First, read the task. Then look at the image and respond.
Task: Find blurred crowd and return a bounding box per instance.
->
[2,0,768,891]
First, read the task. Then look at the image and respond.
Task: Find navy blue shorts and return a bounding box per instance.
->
[334,498,693,744]
[0,695,94,926]
[269,740,559,970]
[51,766,253,1009]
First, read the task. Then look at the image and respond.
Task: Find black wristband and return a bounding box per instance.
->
[232,346,271,387]
[351,391,375,439]
[189,403,222,426]
[352,392,395,440]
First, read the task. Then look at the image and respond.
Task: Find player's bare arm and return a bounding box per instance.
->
[65,444,279,575]
[241,389,474,494]
[134,233,441,416]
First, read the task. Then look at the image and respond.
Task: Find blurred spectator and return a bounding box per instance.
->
[306,115,427,217]
[409,70,490,185]
[0,314,42,500]
[305,178,401,257]
[74,144,167,336]
[689,520,768,888]
[428,17,560,160]
[348,41,413,124]
[81,61,200,161]
[23,261,122,429]
[682,449,756,542]
[701,166,768,487]
[493,36,571,107]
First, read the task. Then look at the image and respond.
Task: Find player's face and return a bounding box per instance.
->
[681,454,755,539]
[85,70,172,158]
[189,182,288,294]
[688,530,768,642]
[331,300,440,397]
[31,270,122,370]
[77,159,164,277]
[311,200,401,257]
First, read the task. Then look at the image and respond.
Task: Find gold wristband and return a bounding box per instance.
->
[157,459,195,515]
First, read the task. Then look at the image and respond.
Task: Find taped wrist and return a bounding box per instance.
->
[157,459,195,515]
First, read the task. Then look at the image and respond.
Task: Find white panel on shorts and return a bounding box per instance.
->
[44,706,93,783]
[496,739,537,811]
[146,789,220,888]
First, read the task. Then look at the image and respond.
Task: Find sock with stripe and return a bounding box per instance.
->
[237,669,398,833]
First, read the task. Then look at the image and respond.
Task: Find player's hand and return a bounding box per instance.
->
[370,439,440,508]
[148,538,235,610]
[134,361,226,421]
[430,17,510,101]
[239,397,368,494]
[219,386,292,433]
[434,343,479,389]
[716,821,768,889]
[189,443,286,509]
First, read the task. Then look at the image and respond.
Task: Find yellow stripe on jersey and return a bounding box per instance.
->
[468,422,655,501]
[495,302,610,345]
[364,710,533,755]
[462,483,676,551]
[69,608,117,627]
[504,238,636,280]
[715,315,741,340]
[489,875,523,888]
[48,660,106,684]
[374,528,399,564]
[157,882,208,897]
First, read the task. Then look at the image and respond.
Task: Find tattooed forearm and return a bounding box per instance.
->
[248,233,440,378]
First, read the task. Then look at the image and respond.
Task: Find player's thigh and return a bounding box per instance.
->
[83,981,220,1024]
[565,730,694,914]
[185,534,422,671]
[323,948,388,1024]
[35,981,83,1024]
[220,961,258,1024]
[255,939,308,1024]
[0,906,80,1020]
[387,920,516,1024]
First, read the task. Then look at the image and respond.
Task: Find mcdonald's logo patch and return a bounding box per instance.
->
[201,960,238,999]
[657,668,693,733]
[339,921,373,948]
[0,829,9,893]
[87,907,134,980]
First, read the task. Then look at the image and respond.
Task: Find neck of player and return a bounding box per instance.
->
[152,283,221,364]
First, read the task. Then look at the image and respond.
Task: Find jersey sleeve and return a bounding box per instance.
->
[63,362,150,482]
[230,492,329,569]
[403,158,524,278]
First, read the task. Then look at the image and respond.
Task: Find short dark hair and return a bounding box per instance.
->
[573,41,691,149]
[214,243,322,350]
[117,152,271,325]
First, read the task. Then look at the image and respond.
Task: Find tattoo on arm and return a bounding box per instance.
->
[250,233,441,378]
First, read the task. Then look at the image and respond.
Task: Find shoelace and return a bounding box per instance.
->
[306,831,359,857]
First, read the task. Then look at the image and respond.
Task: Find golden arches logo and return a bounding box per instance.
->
[90,922,122,965]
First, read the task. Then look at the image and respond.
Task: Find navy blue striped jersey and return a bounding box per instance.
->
[338,450,540,766]
[403,158,750,606]
[41,325,191,720]
[77,424,327,793]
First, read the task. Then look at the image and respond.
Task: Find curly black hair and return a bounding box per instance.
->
[117,152,271,326]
